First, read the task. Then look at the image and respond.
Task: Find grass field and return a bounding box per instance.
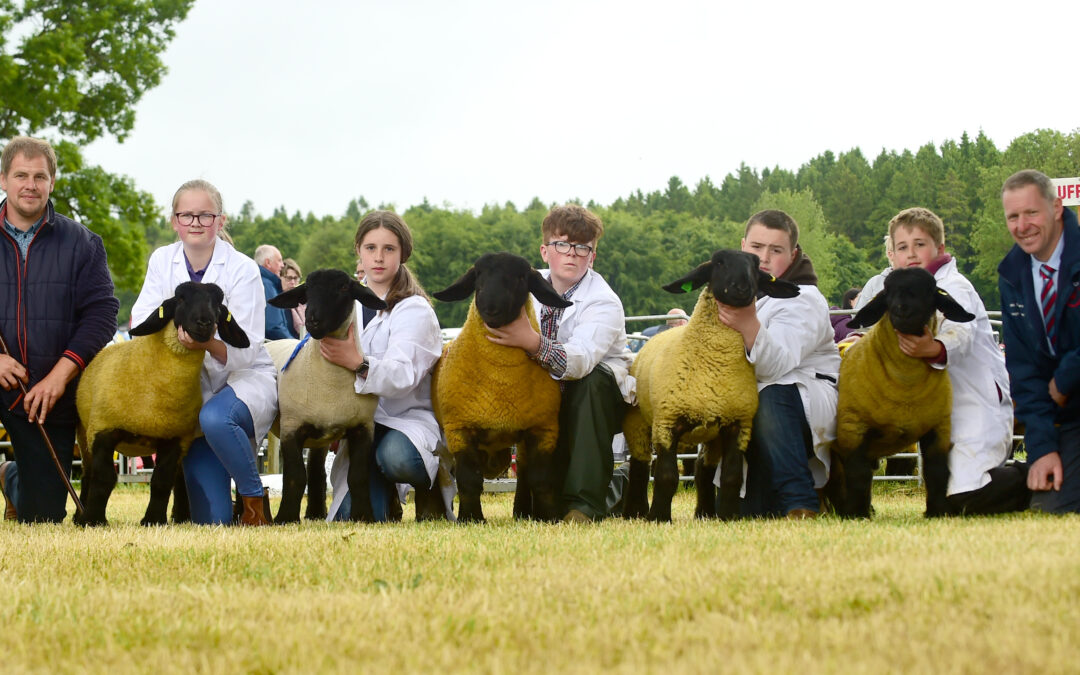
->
[2,483,1079,674]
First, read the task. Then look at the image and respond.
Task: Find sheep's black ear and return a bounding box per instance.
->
[848,292,887,329]
[935,288,976,323]
[432,267,477,302]
[215,305,251,348]
[270,285,307,309]
[757,270,800,298]
[352,280,388,310]
[662,261,712,294]
[130,297,178,336]
[528,269,572,308]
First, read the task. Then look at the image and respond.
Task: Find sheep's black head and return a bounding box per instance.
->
[662,249,800,306]
[849,267,975,336]
[130,282,250,348]
[431,252,571,329]
[271,268,388,340]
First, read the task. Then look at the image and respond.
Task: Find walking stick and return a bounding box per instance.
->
[0,329,85,516]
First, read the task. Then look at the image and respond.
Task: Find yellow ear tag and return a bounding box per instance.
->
[226,312,232,322]
[158,306,164,318]
[770,275,776,282]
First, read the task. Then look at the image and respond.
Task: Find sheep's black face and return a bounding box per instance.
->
[709,250,759,308]
[172,282,224,343]
[472,253,532,329]
[883,268,939,336]
[303,269,358,340]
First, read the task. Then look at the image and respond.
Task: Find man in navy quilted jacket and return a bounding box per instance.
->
[0,136,118,523]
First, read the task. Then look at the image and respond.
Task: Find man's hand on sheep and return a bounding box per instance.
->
[0,354,28,391]
[896,328,944,360]
[1049,378,1067,408]
[484,306,541,357]
[1028,452,1064,492]
[715,299,760,351]
[319,322,364,372]
[177,326,228,365]
[24,359,77,424]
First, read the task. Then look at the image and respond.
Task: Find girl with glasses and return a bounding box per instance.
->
[129,179,278,526]
[280,258,305,338]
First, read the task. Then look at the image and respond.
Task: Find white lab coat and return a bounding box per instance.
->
[853,267,891,312]
[747,284,841,488]
[326,294,443,520]
[932,258,1013,495]
[530,268,636,404]
[130,240,278,444]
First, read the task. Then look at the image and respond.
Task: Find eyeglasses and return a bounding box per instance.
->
[281,274,300,283]
[546,241,593,257]
[174,212,221,227]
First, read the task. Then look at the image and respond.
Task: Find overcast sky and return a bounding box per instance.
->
[84,0,1079,220]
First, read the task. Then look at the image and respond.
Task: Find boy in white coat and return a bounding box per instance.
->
[717,210,839,518]
[888,207,1027,514]
[487,205,634,522]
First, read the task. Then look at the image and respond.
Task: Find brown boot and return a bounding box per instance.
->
[239,489,270,527]
[0,461,16,521]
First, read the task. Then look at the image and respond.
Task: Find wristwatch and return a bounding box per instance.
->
[355,357,369,378]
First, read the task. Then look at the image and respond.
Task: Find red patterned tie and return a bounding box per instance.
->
[1040,263,1057,348]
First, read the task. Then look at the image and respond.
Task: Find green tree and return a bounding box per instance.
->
[0,0,194,293]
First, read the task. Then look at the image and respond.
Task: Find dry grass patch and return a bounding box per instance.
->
[2,483,1079,673]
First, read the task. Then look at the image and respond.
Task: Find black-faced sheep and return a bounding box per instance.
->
[266,268,387,523]
[623,250,800,521]
[430,252,572,523]
[829,267,975,518]
[74,282,250,526]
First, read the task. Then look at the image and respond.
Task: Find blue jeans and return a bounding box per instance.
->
[742,383,819,517]
[182,386,261,525]
[1030,419,1080,514]
[0,407,75,523]
[335,424,429,522]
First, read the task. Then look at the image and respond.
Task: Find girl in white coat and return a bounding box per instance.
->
[130,180,277,526]
[321,211,443,521]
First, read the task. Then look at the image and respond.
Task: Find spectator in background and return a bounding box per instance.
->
[641,307,689,339]
[254,244,292,340]
[280,258,304,338]
[831,286,861,342]
[355,258,364,282]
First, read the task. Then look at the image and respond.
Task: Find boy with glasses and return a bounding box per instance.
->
[486,205,634,522]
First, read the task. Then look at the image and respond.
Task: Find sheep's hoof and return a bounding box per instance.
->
[273,514,300,525]
[140,516,167,527]
[456,513,486,525]
[646,510,673,523]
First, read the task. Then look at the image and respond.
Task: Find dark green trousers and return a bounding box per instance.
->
[554,364,626,520]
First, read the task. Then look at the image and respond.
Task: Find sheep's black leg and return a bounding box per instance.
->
[141,439,181,526]
[525,444,559,523]
[623,457,650,519]
[170,464,191,523]
[305,445,328,521]
[715,428,745,520]
[81,431,125,526]
[74,445,93,527]
[648,447,679,523]
[345,426,375,523]
[842,448,876,519]
[456,448,486,524]
[275,431,309,524]
[822,452,846,517]
[695,449,717,519]
[920,430,951,518]
[512,448,532,520]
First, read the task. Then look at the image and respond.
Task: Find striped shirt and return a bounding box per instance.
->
[534,276,583,379]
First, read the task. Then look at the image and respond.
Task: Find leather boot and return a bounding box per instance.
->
[240,488,270,526]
